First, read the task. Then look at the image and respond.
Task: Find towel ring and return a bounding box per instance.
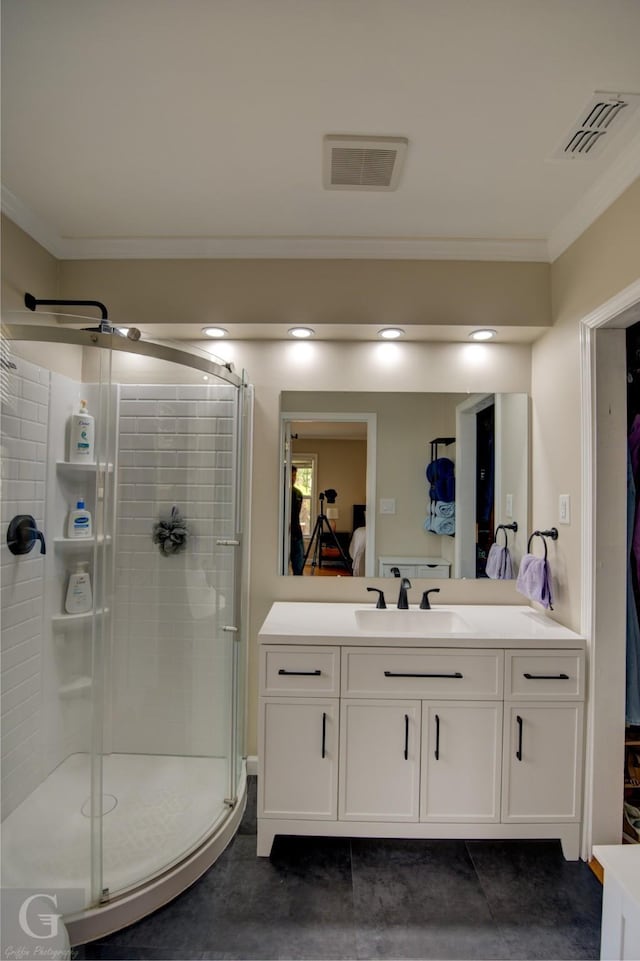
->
[527,527,559,559]
[495,521,518,546]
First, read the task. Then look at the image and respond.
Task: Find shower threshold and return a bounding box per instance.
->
[1,752,230,913]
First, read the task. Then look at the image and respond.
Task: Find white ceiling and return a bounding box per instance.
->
[2,0,640,265]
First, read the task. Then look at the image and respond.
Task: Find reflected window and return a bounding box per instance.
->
[293,455,316,540]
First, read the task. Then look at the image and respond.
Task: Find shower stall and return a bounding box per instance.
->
[1,321,252,943]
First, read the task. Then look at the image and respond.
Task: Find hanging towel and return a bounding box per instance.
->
[485,543,514,580]
[516,554,553,609]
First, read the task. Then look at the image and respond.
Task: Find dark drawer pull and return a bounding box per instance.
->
[404,714,409,760]
[384,671,463,679]
[434,713,440,760]
[278,669,322,676]
[322,712,327,759]
[523,672,569,680]
[516,715,523,761]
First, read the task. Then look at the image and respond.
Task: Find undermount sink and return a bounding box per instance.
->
[354,607,474,635]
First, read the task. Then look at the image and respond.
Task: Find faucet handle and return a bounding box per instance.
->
[420,588,440,610]
[366,587,387,609]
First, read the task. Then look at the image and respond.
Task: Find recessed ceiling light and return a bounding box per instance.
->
[202,326,228,338]
[469,329,497,341]
[288,327,315,339]
[379,327,405,340]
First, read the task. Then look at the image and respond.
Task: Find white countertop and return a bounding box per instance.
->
[594,844,640,904]
[258,602,586,648]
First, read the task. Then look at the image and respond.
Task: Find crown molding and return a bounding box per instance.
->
[1,186,66,258]
[547,129,640,263]
[2,187,548,262]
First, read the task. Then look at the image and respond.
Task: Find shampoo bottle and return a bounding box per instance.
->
[65,563,93,615]
[68,399,95,463]
[67,500,92,538]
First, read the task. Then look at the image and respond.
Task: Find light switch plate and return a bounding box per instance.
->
[380,498,396,515]
[505,494,513,518]
[559,494,571,524]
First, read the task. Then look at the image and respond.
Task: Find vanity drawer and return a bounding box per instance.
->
[505,651,584,700]
[261,645,340,696]
[341,648,503,699]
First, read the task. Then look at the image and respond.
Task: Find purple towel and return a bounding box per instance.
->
[516,553,553,609]
[485,543,514,580]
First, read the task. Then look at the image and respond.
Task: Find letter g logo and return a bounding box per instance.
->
[18,893,61,939]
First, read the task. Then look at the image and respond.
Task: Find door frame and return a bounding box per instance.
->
[580,277,640,858]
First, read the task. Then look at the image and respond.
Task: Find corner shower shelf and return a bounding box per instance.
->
[51,608,109,627]
[53,536,112,549]
[56,460,113,473]
[58,676,93,698]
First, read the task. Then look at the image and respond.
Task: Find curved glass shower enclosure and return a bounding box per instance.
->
[1,322,251,938]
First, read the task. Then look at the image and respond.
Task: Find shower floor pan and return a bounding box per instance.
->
[2,752,232,910]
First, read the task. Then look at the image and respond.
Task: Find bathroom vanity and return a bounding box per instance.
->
[257,602,585,858]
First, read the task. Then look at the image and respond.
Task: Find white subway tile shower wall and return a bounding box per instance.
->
[1,357,48,818]
[112,384,237,758]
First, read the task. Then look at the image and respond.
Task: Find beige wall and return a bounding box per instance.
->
[534,177,640,632]
[58,256,551,330]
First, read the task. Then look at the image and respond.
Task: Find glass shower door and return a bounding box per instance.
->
[100,353,240,898]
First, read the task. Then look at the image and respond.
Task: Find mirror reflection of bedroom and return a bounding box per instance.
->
[291,421,367,576]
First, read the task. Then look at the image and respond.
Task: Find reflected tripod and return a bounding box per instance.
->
[303,492,352,574]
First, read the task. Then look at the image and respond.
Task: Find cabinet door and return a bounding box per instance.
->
[339,699,420,821]
[259,697,338,819]
[421,701,502,822]
[502,702,583,821]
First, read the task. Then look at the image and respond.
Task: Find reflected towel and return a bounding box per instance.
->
[485,543,514,580]
[429,514,455,536]
[434,501,455,518]
[516,553,553,609]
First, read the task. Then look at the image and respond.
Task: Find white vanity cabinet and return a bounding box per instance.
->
[257,604,586,859]
[501,651,585,823]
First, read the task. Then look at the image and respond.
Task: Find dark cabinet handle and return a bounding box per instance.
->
[278,669,321,676]
[322,711,327,758]
[516,715,523,761]
[404,714,409,760]
[523,672,569,680]
[384,671,463,679]
[434,713,440,760]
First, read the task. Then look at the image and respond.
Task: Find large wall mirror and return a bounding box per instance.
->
[280,391,529,580]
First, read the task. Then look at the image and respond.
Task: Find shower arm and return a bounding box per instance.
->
[25,292,111,332]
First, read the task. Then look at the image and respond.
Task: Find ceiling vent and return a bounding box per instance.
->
[323,135,408,190]
[551,91,640,159]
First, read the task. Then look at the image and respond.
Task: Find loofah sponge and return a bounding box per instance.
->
[152,506,189,556]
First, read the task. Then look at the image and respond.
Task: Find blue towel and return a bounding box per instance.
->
[434,501,455,518]
[485,543,514,580]
[516,553,553,609]
[430,514,455,536]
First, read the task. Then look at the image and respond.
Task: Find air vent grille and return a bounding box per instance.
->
[552,91,640,160]
[323,135,408,190]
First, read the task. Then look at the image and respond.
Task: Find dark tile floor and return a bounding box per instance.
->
[78,777,603,960]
